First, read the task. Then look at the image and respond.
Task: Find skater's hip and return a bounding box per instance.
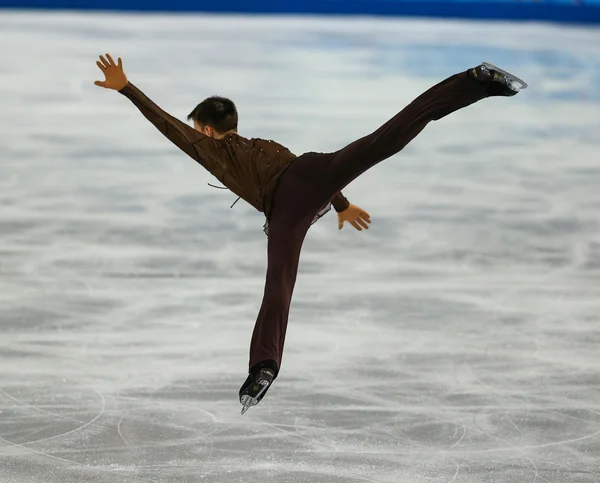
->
[268,151,334,225]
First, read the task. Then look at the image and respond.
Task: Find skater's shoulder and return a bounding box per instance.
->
[224,134,294,155]
[216,132,261,146]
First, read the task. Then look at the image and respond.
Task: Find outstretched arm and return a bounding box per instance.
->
[94,53,224,178]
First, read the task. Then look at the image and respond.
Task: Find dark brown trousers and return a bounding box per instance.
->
[248,71,490,373]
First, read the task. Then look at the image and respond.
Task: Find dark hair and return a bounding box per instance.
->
[187,96,238,134]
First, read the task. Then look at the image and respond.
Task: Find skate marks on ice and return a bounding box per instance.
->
[2,373,599,483]
[2,10,600,483]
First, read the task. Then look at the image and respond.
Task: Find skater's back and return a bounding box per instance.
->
[119,83,298,216]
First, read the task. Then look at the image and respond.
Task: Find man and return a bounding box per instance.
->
[94,53,526,414]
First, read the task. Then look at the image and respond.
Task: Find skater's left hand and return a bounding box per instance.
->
[338,204,371,231]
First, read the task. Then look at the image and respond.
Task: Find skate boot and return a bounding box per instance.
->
[469,62,528,96]
[239,360,277,415]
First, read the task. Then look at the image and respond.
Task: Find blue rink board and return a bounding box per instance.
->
[1,0,600,24]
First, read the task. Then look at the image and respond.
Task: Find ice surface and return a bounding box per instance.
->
[1,10,600,483]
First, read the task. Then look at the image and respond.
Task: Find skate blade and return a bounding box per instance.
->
[240,396,253,415]
[482,61,528,91]
[240,381,271,415]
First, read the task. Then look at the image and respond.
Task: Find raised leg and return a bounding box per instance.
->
[311,67,519,201]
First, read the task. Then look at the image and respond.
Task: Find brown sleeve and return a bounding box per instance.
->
[118,82,223,177]
[331,191,350,212]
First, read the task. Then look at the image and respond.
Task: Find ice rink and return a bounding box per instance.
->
[1,11,600,482]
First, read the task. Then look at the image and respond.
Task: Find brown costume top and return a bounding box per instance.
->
[118,83,350,221]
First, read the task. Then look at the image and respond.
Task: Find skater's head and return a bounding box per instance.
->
[188,96,238,139]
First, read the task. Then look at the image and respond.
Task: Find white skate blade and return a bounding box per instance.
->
[240,396,254,415]
[482,62,528,91]
[240,381,271,415]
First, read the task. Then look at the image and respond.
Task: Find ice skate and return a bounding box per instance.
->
[239,366,276,415]
[470,62,528,96]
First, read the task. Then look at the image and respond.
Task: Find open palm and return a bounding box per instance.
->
[338,203,371,231]
[94,53,128,91]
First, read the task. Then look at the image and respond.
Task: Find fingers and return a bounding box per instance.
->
[99,55,110,69]
[94,80,107,87]
[98,53,120,69]
[351,213,371,231]
[342,219,371,231]
[338,207,373,232]
[350,220,362,231]
[356,217,370,230]
[96,60,106,72]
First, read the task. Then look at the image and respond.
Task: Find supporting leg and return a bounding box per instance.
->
[248,217,309,372]
[238,204,312,413]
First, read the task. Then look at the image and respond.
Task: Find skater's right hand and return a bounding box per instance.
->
[94,53,128,91]
[337,203,371,231]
